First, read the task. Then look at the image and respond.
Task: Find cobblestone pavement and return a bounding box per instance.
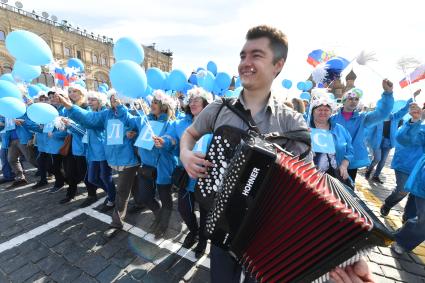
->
[0,156,424,282]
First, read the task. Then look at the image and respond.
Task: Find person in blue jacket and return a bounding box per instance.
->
[380,102,425,221]
[0,117,16,184]
[330,80,394,182]
[390,103,425,255]
[365,90,421,183]
[56,87,97,204]
[56,90,140,237]
[157,87,213,257]
[116,90,178,239]
[309,91,354,187]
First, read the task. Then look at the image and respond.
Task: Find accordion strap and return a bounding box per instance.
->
[220,97,261,135]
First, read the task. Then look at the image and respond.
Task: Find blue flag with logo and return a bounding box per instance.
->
[310,128,335,154]
[43,122,54,133]
[193,134,213,154]
[106,119,124,145]
[135,121,165,150]
[4,118,15,131]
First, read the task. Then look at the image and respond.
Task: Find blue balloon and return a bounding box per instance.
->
[196,67,206,72]
[27,102,59,124]
[100,83,109,91]
[0,73,16,84]
[144,85,153,96]
[212,82,222,96]
[98,85,107,93]
[297,82,306,91]
[167,69,187,91]
[5,30,53,65]
[113,37,145,64]
[215,72,232,91]
[300,92,311,100]
[36,83,50,91]
[73,79,86,89]
[146,67,166,90]
[224,90,238,98]
[197,71,215,92]
[188,73,198,85]
[12,61,41,82]
[67,58,85,72]
[207,61,217,76]
[304,80,313,91]
[110,60,147,98]
[0,97,26,118]
[0,80,22,99]
[182,83,193,95]
[282,79,292,89]
[326,57,349,71]
[28,85,42,97]
[163,72,170,90]
[234,87,243,96]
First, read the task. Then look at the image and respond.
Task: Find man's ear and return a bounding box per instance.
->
[274,58,285,77]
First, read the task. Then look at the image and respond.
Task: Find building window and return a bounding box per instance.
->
[92,54,98,65]
[64,46,71,57]
[0,30,5,41]
[101,56,106,66]
[76,50,82,60]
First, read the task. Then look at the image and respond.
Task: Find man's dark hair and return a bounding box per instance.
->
[246,25,288,64]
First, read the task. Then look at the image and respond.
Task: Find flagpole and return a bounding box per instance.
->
[402,66,415,101]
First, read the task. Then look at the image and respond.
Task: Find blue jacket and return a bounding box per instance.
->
[35,132,48,153]
[45,129,67,155]
[396,121,425,198]
[117,107,177,185]
[331,91,394,169]
[14,114,39,145]
[63,107,87,157]
[0,117,10,149]
[391,120,425,174]
[367,98,412,150]
[67,105,139,167]
[329,120,354,167]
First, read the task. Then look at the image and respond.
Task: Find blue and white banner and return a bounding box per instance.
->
[106,119,124,145]
[193,134,213,154]
[135,121,165,150]
[310,128,335,154]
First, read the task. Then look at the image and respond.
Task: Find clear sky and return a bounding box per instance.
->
[18,0,425,105]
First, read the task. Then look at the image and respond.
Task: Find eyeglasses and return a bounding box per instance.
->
[189,97,203,104]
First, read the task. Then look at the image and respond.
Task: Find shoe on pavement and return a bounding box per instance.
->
[194,239,207,259]
[79,197,98,208]
[182,231,198,249]
[32,180,48,189]
[127,204,146,214]
[365,170,372,179]
[103,226,121,238]
[371,176,384,184]
[6,179,28,189]
[48,186,63,194]
[59,197,73,204]
[380,205,390,217]
[391,242,405,255]
[99,201,115,213]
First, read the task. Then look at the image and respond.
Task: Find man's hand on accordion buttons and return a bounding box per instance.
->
[330,259,374,283]
[180,148,213,179]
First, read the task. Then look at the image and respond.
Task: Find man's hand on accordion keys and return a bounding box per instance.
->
[180,148,214,179]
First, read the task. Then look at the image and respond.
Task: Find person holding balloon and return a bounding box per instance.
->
[115,90,178,239]
[330,82,394,183]
[0,117,16,184]
[156,86,212,257]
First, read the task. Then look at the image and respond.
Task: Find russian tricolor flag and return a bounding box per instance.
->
[400,64,425,88]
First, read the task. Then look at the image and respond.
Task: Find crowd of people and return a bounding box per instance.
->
[0,25,424,282]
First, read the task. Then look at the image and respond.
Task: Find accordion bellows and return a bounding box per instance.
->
[195,126,393,283]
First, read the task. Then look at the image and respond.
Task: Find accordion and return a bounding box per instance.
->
[195,126,393,283]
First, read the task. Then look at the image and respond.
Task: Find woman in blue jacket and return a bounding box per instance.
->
[390,102,425,254]
[366,90,420,183]
[380,102,425,220]
[116,90,177,239]
[330,80,394,182]
[157,87,212,257]
[309,93,354,186]
[57,90,140,237]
